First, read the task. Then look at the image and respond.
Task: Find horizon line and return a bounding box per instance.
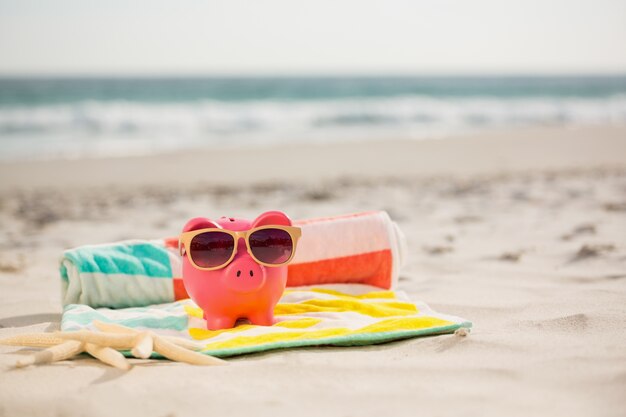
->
[1,71,626,79]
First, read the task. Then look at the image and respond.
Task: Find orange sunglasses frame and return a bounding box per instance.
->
[179,225,302,271]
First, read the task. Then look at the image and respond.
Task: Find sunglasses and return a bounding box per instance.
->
[179,225,302,271]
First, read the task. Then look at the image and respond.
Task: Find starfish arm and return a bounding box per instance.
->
[56,331,136,349]
[160,336,203,351]
[153,336,226,366]
[95,320,204,351]
[131,332,153,359]
[84,343,131,370]
[0,333,65,348]
[15,340,84,368]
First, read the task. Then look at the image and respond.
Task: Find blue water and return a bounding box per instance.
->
[1,76,625,160]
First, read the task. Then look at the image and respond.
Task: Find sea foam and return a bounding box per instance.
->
[1,95,625,160]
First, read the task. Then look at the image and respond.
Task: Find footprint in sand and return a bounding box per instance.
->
[0,253,25,273]
[603,201,626,212]
[521,313,589,332]
[423,245,454,255]
[561,223,596,241]
[570,243,616,262]
[453,215,483,224]
[302,189,335,202]
[497,250,525,263]
[565,274,626,284]
[483,250,526,263]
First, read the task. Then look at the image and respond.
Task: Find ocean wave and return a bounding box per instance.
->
[1,95,626,160]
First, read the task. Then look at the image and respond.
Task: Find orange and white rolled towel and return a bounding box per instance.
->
[60,211,406,308]
[288,210,406,288]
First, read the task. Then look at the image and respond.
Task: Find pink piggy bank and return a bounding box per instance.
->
[179,211,301,330]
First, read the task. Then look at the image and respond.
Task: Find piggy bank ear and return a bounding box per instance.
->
[251,211,292,227]
[181,217,221,256]
[182,217,221,233]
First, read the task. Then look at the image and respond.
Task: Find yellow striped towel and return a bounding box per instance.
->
[61,284,471,357]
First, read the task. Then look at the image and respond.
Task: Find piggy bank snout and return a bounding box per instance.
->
[223,255,265,293]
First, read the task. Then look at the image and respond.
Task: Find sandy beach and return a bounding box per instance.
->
[0,125,625,417]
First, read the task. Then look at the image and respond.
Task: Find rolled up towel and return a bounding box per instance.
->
[60,211,406,308]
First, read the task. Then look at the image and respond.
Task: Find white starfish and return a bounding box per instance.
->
[0,320,226,369]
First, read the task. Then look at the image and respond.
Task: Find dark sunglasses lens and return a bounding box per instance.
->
[189,232,235,268]
[249,228,294,265]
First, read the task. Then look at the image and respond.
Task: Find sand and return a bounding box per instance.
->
[0,125,625,417]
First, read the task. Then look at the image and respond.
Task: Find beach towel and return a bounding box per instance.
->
[60,211,406,309]
[58,210,471,358]
[61,285,471,358]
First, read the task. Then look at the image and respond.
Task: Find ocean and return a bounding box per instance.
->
[1,76,625,160]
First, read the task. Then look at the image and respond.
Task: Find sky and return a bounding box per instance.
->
[0,0,625,76]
